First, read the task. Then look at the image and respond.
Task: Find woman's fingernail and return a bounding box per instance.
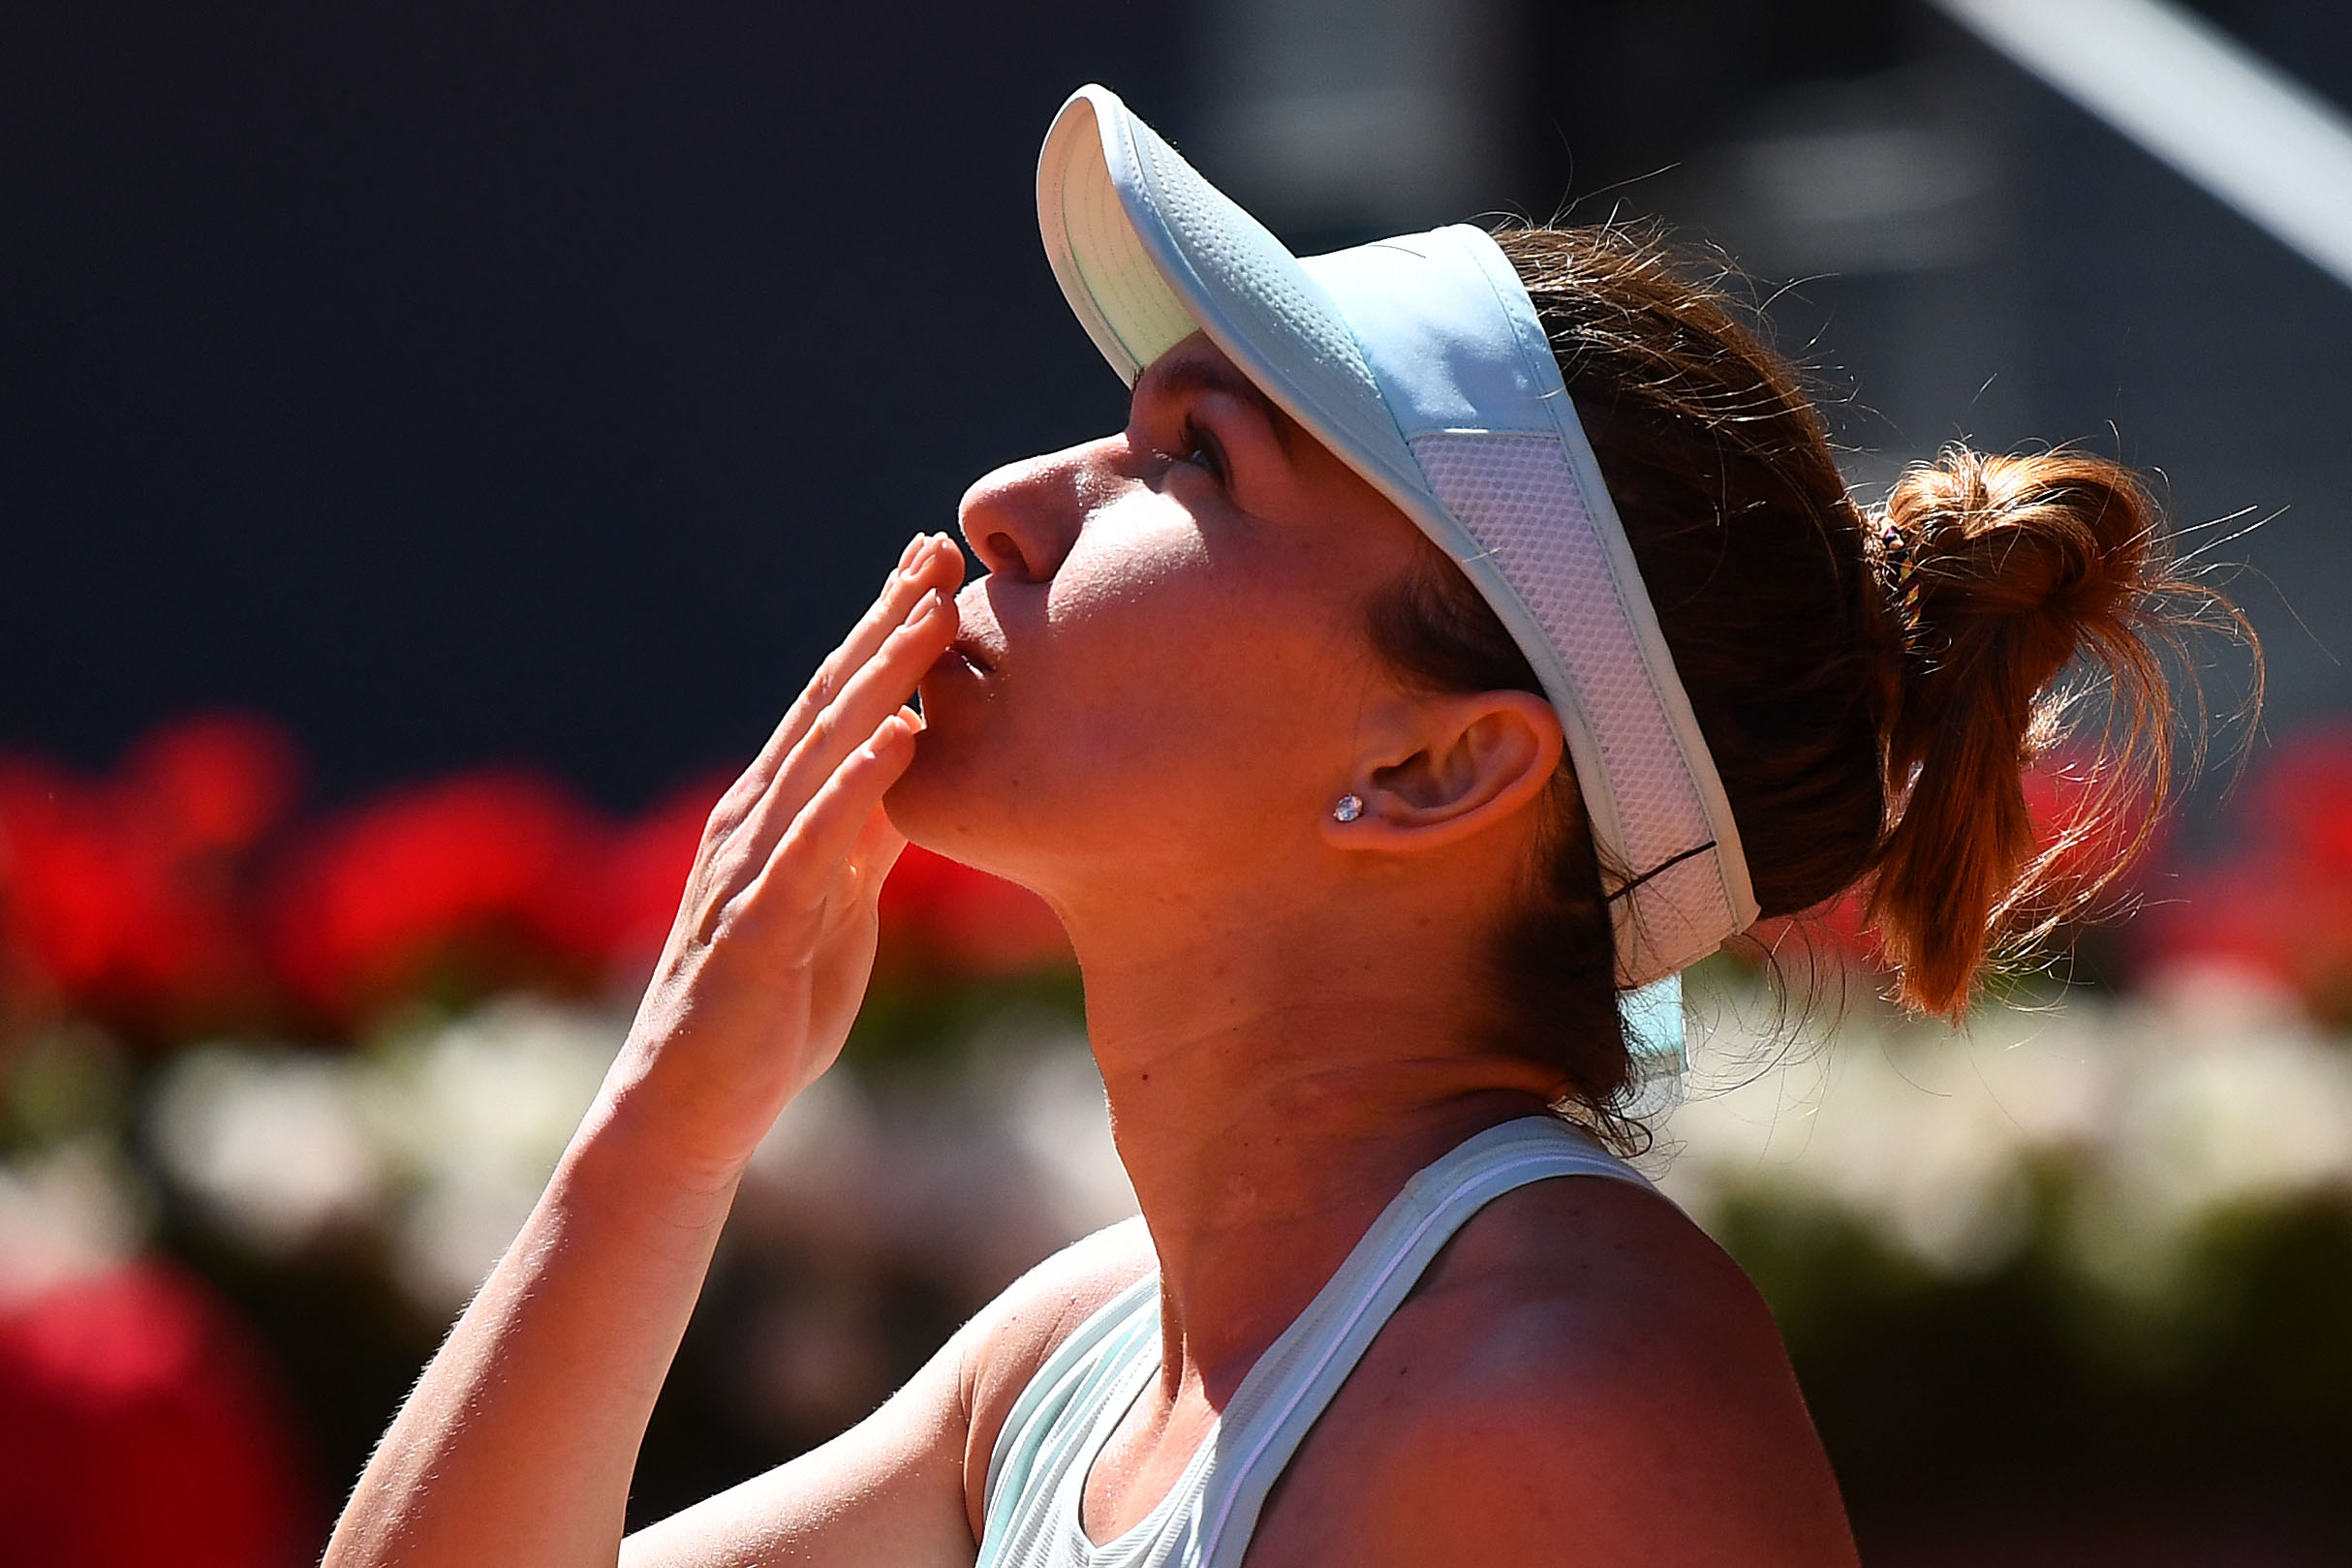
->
[913,588,944,620]
[899,535,926,570]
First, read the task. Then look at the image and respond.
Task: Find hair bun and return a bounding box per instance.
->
[1886,448,2152,683]
[1867,446,2213,1017]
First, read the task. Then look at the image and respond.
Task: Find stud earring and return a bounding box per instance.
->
[1332,793,1365,823]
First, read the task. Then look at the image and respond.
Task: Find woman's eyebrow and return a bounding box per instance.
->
[1145,356,1299,461]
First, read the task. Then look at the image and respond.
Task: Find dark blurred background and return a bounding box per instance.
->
[6,0,2337,810]
[2,0,1168,807]
[5,2,2351,1565]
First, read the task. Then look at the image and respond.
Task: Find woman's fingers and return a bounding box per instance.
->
[755,535,951,773]
[727,534,962,812]
[741,707,920,921]
[848,808,910,894]
[843,705,920,888]
[730,584,954,877]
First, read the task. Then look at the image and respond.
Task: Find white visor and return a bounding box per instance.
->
[1036,84,1759,992]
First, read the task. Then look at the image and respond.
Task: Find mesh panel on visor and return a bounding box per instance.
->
[1409,431,1746,984]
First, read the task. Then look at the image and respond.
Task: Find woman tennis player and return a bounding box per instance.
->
[325,86,2217,1566]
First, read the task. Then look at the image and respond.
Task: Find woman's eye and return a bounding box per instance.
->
[1179,419,1227,483]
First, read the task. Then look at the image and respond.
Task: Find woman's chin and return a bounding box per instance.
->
[884,752,1081,904]
[879,753,949,838]
[882,744,1002,859]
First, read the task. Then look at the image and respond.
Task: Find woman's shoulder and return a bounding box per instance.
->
[952,1216,1157,1529]
[1428,1167,1772,1353]
[1412,1174,1799,1421]
[1249,1175,1859,1567]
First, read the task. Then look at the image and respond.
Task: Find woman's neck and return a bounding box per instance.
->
[1064,882,1563,1403]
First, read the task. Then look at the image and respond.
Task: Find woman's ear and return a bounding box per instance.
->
[1321,691,1564,854]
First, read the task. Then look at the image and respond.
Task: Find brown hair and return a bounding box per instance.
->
[1366,222,2250,1145]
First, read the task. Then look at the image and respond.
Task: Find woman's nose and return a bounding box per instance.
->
[955,441,1102,584]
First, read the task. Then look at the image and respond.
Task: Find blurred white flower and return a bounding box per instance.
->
[741,1069,889,1250]
[149,1046,383,1255]
[1663,1020,2042,1276]
[144,999,625,1311]
[1660,971,2352,1284]
[737,1024,1136,1306]
[2108,978,2352,1214]
[131,971,2352,1333]
[2063,978,2352,1298]
[999,1034,1139,1243]
[391,1178,550,1315]
[367,998,624,1313]
[0,1140,151,1301]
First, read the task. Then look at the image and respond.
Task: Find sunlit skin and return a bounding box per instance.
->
[322,334,1859,1568]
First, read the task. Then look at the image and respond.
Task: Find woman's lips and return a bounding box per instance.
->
[921,636,994,686]
[947,585,1007,675]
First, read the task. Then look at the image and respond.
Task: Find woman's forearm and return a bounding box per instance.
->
[323,1096,745,1568]
[323,533,966,1567]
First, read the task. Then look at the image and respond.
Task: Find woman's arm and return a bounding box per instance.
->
[324,532,973,1568]
[622,1217,1158,1568]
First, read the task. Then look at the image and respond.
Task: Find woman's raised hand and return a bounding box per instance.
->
[323,534,975,1568]
[605,531,966,1180]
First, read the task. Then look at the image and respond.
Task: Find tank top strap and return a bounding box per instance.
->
[1191,1116,1655,1568]
[979,1270,1162,1559]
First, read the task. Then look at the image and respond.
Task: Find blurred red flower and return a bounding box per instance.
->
[598,775,728,976]
[0,716,295,1040]
[126,716,302,859]
[1746,886,1879,977]
[264,772,614,1026]
[2011,743,2166,942]
[0,1262,313,1568]
[877,844,1070,980]
[1744,743,2153,984]
[1,717,1075,1040]
[2139,727,2352,1025]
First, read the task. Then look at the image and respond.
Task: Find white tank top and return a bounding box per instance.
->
[974,1117,1660,1568]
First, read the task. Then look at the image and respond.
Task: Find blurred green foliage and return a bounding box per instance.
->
[1719,1172,2352,1546]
